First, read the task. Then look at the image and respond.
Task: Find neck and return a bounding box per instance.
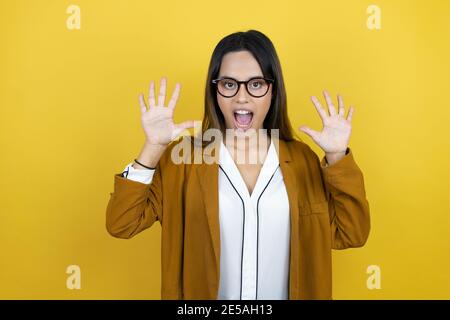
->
[223,129,271,164]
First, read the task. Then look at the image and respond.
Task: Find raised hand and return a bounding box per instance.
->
[299,90,354,161]
[138,77,196,146]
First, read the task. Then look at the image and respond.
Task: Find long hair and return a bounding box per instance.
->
[199,29,300,147]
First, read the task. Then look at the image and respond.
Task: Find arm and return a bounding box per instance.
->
[121,162,155,184]
[106,163,163,239]
[105,77,196,239]
[319,147,371,249]
[105,143,167,239]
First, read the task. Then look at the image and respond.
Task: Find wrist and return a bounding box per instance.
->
[325,149,347,166]
[133,141,168,169]
[133,158,156,170]
[144,140,168,148]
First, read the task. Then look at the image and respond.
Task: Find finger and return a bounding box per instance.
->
[172,120,196,140]
[158,77,167,107]
[176,120,196,131]
[299,125,320,141]
[347,106,354,122]
[337,94,345,117]
[323,90,337,116]
[167,83,181,110]
[310,96,328,121]
[138,93,147,113]
[148,81,156,109]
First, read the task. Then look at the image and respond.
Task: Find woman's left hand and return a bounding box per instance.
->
[298,90,354,165]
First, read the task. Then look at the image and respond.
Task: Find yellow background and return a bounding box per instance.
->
[1,0,449,299]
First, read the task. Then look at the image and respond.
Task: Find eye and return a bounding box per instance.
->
[224,81,236,89]
[250,80,263,88]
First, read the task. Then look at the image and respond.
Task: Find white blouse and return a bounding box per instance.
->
[121,139,290,300]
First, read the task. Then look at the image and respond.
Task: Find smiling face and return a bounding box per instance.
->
[216,50,273,133]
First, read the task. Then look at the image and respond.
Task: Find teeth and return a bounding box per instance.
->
[235,110,252,115]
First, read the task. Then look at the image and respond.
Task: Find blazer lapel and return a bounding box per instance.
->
[277,138,301,298]
[275,137,298,210]
[195,142,221,281]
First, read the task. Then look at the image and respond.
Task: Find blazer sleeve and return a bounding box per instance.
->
[105,158,163,239]
[319,147,371,249]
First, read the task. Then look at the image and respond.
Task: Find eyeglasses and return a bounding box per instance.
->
[211,77,274,98]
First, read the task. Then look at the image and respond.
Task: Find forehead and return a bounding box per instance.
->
[218,50,263,79]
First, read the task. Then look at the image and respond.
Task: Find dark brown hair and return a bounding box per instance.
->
[200,29,300,146]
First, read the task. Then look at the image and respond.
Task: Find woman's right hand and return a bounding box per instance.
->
[138,77,196,146]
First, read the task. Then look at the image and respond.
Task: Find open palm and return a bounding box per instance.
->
[299,90,354,154]
[138,77,195,146]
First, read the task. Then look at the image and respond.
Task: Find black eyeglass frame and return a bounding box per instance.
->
[211,76,275,98]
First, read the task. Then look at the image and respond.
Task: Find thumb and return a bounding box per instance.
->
[172,120,196,140]
[298,125,320,140]
[177,120,196,130]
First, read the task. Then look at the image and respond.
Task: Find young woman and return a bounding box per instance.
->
[106,30,370,300]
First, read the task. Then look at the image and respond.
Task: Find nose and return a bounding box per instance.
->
[235,83,249,102]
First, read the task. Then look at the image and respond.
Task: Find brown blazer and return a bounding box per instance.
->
[106,136,370,299]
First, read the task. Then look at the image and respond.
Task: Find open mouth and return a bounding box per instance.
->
[233,109,254,130]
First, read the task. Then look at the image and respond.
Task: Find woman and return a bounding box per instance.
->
[106,30,370,300]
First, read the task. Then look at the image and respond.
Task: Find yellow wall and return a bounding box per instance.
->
[1,0,449,299]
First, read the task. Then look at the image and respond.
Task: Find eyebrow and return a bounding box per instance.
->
[218,75,264,80]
